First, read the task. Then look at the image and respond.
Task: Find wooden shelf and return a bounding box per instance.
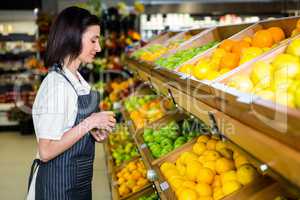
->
[124,56,300,191]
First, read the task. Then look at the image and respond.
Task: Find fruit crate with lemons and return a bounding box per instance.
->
[131,28,207,64]
[212,35,300,151]
[110,158,154,200]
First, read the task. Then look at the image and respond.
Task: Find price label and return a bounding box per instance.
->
[160,181,169,191]
[140,143,147,149]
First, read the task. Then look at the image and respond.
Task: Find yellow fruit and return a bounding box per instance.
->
[178,188,198,200]
[182,180,197,189]
[118,177,126,185]
[250,61,272,87]
[197,135,210,143]
[213,48,227,59]
[126,179,136,189]
[206,70,221,80]
[203,160,216,173]
[131,171,142,180]
[222,181,242,195]
[169,176,185,189]
[215,158,235,174]
[137,178,148,187]
[118,184,130,196]
[193,60,212,80]
[217,148,233,160]
[237,164,258,185]
[227,75,253,93]
[164,168,180,180]
[215,141,227,152]
[187,161,204,181]
[286,38,300,57]
[193,142,207,155]
[179,64,194,75]
[160,162,176,174]
[132,185,141,193]
[212,175,222,188]
[195,182,212,196]
[203,150,221,161]
[181,152,200,165]
[220,170,238,184]
[213,187,226,200]
[198,156,206,165]
[206,139,218,150]
[234,155,249,168]
[272,54,300,79]
[233,151,240,160]
[294,83,300,108]
[197,167,215,184]
[177,163,187,176]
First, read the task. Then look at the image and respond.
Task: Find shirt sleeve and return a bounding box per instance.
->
[32,74,71,140]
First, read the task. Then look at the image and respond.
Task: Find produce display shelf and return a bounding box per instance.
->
[124,55,300,191]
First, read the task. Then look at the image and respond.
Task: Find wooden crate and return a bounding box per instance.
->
[111,158,153,200]
[151,137,274,200]
[212,38,300,151]
[154,23,253,108]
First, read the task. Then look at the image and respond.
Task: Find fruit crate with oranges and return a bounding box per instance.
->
[165,17,300,102]
[109,158,154,200]
[211,35,300,151]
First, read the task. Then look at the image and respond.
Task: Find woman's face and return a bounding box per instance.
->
[78,25,101,63]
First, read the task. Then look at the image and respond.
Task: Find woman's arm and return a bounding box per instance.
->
[38,111,115,162]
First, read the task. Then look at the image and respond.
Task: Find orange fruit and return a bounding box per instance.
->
[242,36,253,45]
[219,39,236,52]
[252,30,274,48]
[232,40,251,55]
[219,52,240,69]
[268,27,285,43]
[297,19,300,29]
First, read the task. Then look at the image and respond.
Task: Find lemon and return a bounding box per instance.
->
[193,142,207,155]
[206,139,218,150]
[215,158,235,174]
[212,175,222,188]
[198,196,214,200]
[179,64,194,75]
[272,54,300,79]
[213,187,226,200]
[203,160,216,173]
[193,60,211,80]
[250,61,272,87]
[237,164,258,185]
[197,135,210,143]
[286,38,300,57]
[178,188,198,200]
[215,141,227,152]
[182,180,197,189]
[177,163,187,176]
[186,161,204,181]
[197,167,215,184]
[222,180,242,196]
[203,150,221,161]
[220,170,238,184]
[195,182,212,196]
[169,176,185,189]
[234,155,249,168]
[160,162,176,174]
[218,148,233,160]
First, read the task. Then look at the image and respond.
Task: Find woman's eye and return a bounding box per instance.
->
[91,40,96,43]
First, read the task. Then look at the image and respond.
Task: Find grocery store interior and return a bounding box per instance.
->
[2,0,300,200]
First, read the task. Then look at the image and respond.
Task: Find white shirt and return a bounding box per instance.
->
[28,68,90,200]
[32,67,91,141]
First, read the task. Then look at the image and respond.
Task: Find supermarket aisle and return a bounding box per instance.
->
[0,132,111,200]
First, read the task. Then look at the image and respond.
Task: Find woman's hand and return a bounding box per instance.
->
[90,129,109,142]
[84,111,116,132]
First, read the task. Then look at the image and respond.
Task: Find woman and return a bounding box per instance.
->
[27,7,116,200]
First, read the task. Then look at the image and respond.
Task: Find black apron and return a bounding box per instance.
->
[28,66,100,200]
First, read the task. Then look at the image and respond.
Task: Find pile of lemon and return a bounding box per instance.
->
[160,135,259,200]
[116,160,149,197]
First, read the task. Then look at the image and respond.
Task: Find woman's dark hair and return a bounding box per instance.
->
[45,6,100,68]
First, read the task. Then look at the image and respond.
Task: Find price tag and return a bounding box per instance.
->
[160,181,169,191]
[141,143,147,149]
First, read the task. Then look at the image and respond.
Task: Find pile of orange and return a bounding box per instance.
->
[116,160,149,197]
[129,97,174,130]
[160,135,259,200]
[178,26,287,81]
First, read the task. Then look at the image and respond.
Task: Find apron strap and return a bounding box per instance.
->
[27,159,41,192]
[49,63,79,96]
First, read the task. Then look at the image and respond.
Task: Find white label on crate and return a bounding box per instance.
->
[127,120,132,126]
[141,143,147,149]
[160,181,169,191]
